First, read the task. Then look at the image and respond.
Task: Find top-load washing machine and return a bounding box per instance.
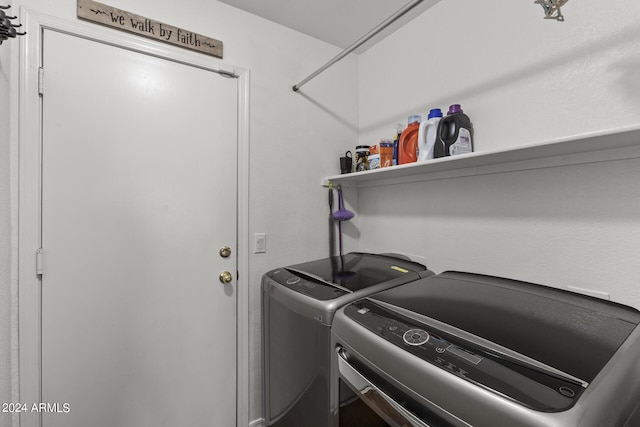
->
[332,271,640,427]
[262,252,432,427]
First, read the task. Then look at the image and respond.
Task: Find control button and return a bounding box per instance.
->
[559,386,576,398]
[436,347,446,353]
[388,325,397,331]
[357,308,370,315]
[403,329,429,346]
[286,277,301,285]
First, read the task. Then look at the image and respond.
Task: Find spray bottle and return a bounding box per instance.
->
[392,123,403,166]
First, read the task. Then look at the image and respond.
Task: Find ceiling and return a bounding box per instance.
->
[218,0,441,53]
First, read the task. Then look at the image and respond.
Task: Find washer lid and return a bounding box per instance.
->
[368,271,640,383]
[286,252,427,293]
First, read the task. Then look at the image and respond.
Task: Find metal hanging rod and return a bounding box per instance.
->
[292,0,425,92]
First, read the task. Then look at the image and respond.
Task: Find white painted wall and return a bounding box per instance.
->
[356,0,640,306]
[3,0,358,424]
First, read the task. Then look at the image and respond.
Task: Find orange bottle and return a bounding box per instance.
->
[399,115,421,164]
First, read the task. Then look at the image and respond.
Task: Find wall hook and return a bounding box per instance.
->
[0,5,26,45]
[534,0,569,21]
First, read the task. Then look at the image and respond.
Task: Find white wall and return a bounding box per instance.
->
[355,0,640,306]
[3,0,358,424]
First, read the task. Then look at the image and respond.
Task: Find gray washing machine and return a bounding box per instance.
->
[262,252,432,427]
[332,271,640,426]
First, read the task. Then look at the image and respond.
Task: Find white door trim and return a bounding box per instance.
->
[17,9,251,427]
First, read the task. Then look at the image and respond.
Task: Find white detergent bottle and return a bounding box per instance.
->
[417,108,443,162]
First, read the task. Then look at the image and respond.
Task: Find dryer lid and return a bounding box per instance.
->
[286,252,427,293]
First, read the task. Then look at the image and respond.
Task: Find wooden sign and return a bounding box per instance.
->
[77,0,223,58]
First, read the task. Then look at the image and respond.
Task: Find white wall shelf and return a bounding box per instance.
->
[323,126,640,188]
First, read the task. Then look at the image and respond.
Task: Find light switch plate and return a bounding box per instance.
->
[254,233,266,253]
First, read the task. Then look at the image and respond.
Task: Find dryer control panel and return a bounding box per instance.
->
[344,300,585,412]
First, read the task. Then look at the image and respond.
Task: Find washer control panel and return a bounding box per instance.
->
[344,300,584,412]
[266,269,348,300]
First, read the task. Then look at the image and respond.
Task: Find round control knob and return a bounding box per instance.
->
[403,329,429,346]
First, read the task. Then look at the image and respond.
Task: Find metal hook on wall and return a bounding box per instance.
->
[534,0,569,21]
[0,5,27,45]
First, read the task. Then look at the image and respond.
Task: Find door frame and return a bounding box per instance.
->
[17,9,251,427]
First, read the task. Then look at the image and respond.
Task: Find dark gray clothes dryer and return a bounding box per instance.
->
[262,252,432,427]
[332,271,640,427]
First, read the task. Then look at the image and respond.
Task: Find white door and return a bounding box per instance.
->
[40,29,238,427]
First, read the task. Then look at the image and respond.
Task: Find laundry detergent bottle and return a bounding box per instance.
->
[398,115,421,164]
[434,104,474,158]
[417,108,443,162]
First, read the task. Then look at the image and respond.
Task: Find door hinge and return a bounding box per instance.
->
[38,67,44,96]
[36,248,44,275]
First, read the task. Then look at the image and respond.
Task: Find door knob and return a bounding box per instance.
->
[219,271,233,284]
[219,246,232,258]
